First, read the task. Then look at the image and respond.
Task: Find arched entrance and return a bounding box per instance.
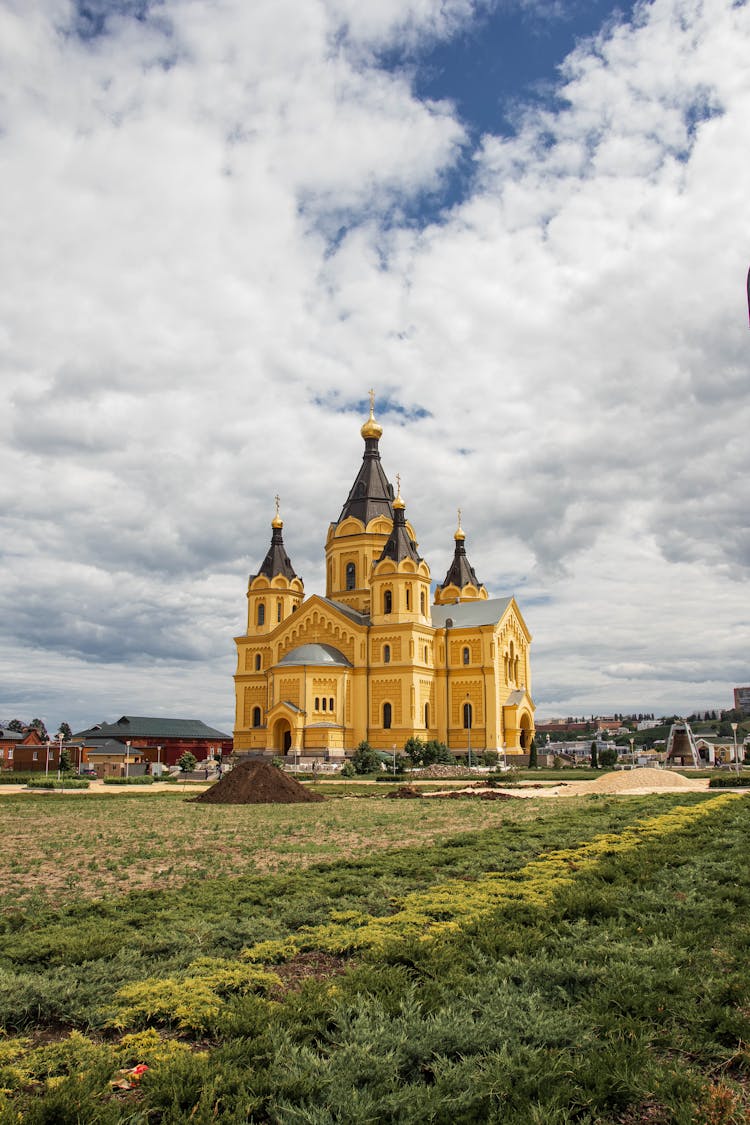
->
[272,718,292,754]
[519,712,532,750]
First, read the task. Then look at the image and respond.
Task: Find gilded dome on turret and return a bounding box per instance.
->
[360,388,383,441]
[271,494,283,529]
[454,508,465,541]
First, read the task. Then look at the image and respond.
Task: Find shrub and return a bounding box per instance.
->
[178,752,197,773]
[708,775,750,787]
[599,746,618,768]
[481,750,499,767]
[25,777,90,790]
[350,742,382,775]
[103,775,154,785]
[339,761,356,778]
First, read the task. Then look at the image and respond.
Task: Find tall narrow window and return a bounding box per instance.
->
[405,587,410,610]
[255,654,261,671]
[315,697,320,710]
[322,698,327,711]
[329,697,334,712]
[252,707,262,728]
[384,590,392,614]
[277,600,282,622]
[420,590,426,614]
[346,562,356,590]
[424,645,428,663]
[463,702,472,729]
[257,603,265,626]
[383,702,392,729]
[463,646,470,665]
[383,644,391,664]
[424,702,430,729]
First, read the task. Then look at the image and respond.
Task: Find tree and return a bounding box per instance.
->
[58,722,73,741]
[350,741,382,775]
[528,738,538,768]
[59,747,73,773]
[30,718,48,740]
[178,751,197,773]
[590,740,598,769]
[7,719,23,733]
[599,746,618,768]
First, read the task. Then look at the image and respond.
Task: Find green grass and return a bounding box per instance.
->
[0,792,748,1122]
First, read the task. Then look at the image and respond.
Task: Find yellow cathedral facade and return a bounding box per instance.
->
[233,399,535,761]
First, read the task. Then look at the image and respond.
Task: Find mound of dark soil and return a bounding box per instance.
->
[385,785,424,799]
[191,760,325,804]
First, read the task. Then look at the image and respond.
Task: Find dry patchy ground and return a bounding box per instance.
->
[0,789,560,913]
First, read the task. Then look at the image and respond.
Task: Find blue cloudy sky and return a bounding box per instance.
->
[1,0,748,734]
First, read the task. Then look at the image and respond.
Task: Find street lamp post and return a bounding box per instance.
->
[125,740,131,779]
[466,693,472,768]
[392,743,397,776]
[45,740,51,777]
[630,737,636,770]
[731,722,739,776]
[157,745,162,777]
[56,731,63,779]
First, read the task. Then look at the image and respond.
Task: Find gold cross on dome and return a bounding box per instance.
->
[457,507,462,530]
[368,388,375,414]
[396,473,401,497]
[274,494,281,518]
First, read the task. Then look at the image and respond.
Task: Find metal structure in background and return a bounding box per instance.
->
[665,720,701,768]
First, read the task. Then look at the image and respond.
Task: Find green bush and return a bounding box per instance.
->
[25,777,90,790]
[0,773,37,784]
[339,761,356,778]
[351,741,382,774]
[708,775,750,787]
[103,775,154,785]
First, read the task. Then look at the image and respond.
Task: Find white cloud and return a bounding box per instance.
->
[1,0,749,732]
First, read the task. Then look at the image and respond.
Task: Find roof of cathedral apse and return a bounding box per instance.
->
[276,643,353,668]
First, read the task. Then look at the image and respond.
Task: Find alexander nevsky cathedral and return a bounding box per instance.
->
[233,398,535,761]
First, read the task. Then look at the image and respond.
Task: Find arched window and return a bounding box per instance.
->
[383,590,392,614]
[329,697,334,712]
[463,702,473,729]
[322,698,327,711]
[346,562,356,590]
[383,644,391,664]
[383,702,392,729]
[420,590,426,614]
[462,647,470,665]
[255,653,261,671]
[315,696,320,711]
[277,600,282,622]
[252,707,262,728]
[405,586,410,610]
[424,702,430,729]
[257,602,265,626]
[424,645,428,663]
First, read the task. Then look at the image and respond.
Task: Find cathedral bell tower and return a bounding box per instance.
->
[246,500,304,635]
[325,394,395,614]
[369,479,431,624]
[433,512,488,605]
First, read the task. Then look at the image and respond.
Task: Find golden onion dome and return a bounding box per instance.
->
[360,389,383,440]
[454,508,465,541]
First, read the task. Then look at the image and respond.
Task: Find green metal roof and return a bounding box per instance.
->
[74,716,231,740]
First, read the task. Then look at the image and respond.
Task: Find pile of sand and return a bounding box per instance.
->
[562,767,707,796]
[191,760,325,804]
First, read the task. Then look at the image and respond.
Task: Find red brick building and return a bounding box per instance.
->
[73,716,232,770]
